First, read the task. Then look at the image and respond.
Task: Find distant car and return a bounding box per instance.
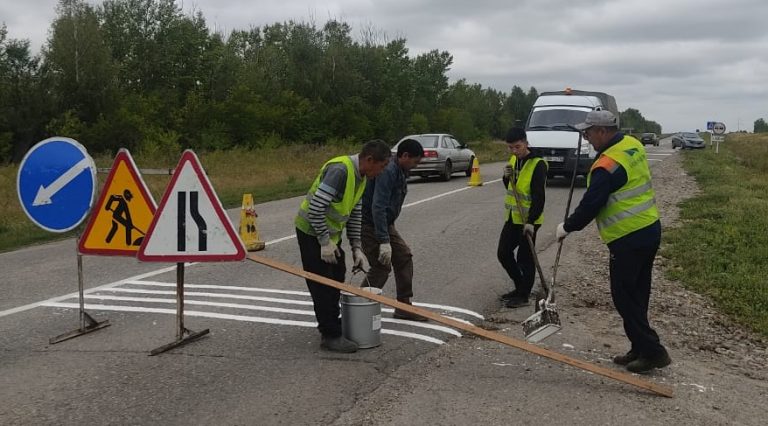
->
[393,134,475,181]
[640,132,659,146]
[671,132,705,149]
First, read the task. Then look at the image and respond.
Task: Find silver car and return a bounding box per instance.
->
[393,134,475,181]
[671,132,705,149]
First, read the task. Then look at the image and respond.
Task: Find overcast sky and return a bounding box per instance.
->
[3,0,767,132]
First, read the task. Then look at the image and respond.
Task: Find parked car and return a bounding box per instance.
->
[640,132,659,146]
[393,134,475,181]
[671,132,705,149]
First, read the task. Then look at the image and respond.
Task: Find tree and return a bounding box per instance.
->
[754,118,768,133]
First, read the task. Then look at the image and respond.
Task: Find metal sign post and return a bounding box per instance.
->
[712,122,726,154]
[140,150,245,355]
[49,237,111,344]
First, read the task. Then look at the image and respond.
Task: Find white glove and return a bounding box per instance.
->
[523,224,535,237]
[378,243,392,265]
[503,165,514,179]
[320,242,340,264]
[556,222,569,241]
[352,247,370,273]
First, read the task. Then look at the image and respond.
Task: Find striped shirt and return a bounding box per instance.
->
[307,155,364,248]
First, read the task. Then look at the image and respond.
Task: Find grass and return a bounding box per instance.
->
[0,140,508,252]
[661,132,768,336]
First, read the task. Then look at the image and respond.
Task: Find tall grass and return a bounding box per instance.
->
[0,140,508,252]
[661,132,768,336]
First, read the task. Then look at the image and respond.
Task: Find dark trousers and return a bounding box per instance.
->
[497,220,539,298]
[609,246,666,357]
[296,229,346,338]
[360,223,414,299]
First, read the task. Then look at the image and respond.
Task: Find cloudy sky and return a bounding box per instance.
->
[3,0,767,132]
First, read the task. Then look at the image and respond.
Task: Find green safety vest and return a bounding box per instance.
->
[504,156,546,224]
[295,156,367,244]
[588,135,659,244]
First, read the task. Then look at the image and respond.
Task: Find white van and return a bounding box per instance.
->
[525,89,619,178]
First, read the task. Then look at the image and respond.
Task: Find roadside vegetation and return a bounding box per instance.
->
[0,139,507,252]
[662,132,768,336]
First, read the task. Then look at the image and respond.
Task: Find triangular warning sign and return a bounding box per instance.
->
[137,150,245,262]
[78,149,157,256]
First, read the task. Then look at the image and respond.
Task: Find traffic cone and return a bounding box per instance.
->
[239,194,265,251]
[467,157,483,186]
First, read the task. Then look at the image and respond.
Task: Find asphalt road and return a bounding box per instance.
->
[0,141,678,425]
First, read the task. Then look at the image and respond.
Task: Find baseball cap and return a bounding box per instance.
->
[574,109,619,130]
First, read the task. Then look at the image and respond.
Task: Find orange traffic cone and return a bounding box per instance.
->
[467,157,483,186]
[239,194,265,251]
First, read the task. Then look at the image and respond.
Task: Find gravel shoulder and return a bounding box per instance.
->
[334,152,768,426]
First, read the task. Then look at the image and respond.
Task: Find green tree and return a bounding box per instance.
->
[754,118,768,133]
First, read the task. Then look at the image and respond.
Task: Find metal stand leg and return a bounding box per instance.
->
[149,263,209,355]
[49,252,110,344]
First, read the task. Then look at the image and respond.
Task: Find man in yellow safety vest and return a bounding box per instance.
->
[557,110,671,373]
[498,128,548,308]
[295,140,391,353]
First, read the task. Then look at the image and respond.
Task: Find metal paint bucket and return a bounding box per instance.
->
[341,287,382,349]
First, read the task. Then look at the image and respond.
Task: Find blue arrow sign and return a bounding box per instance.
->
[16,137,97,233]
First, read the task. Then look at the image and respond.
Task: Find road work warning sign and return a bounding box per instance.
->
[137,150,245,262]
[78,149,156,256]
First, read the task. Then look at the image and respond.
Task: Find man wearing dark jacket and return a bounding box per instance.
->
[498,128,548,308]
[558,109,671,373]
[360,138,426,321]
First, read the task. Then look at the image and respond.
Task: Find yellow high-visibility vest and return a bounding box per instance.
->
[588,135,659,243]
[295,156,366,244]
[504,156,546,224]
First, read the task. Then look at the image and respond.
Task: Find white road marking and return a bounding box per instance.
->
[0,264,179,318]
[41,302,446,345]
[648,159,663,162]
[78,294,463,336]
[124,280,484,320]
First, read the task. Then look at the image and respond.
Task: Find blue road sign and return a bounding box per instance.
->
[16,137,97,233]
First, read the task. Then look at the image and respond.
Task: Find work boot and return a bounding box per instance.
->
[499,290,519,301]
[612,350,639,366]
[393,298,429,322]
[505,296,529,309]
[320,335,358,353]
[626,350,672,373]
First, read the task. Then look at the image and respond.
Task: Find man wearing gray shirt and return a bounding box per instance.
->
[295,140,391,353]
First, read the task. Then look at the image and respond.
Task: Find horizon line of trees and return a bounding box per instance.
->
[0,0,662,164]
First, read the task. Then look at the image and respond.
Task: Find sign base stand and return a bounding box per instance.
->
[50,252,110,344]
[149,262,209,355]
[50,312,111,344]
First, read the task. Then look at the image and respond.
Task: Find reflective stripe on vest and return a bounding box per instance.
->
[295,156,366,244]
[504,156,546,224]
[588,135,659,243]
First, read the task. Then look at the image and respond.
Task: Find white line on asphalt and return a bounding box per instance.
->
[646,153,673,156]
[41,302,446,345]
[123,280,484,320]
[79,294,463,336]
[648,159,663,162]
[0,264,180,318]
[403,179,502,208]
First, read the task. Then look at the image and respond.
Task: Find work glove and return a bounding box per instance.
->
[352,247,370,273]
[503,165,514,179]
[320,242,340,264]
[378,243,392,266]
[556,222,569,241]
[523,224,535,238]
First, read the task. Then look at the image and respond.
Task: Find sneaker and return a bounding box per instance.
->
[320,335,358,353]
[499,290,519,301]
[612,351,639,366]
[393,308,429,322]
[505,296,530,308]
[626,350,672,373]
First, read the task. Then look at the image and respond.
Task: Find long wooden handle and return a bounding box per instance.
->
[246,254,673,398]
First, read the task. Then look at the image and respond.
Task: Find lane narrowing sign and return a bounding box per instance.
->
[137,150,245,262]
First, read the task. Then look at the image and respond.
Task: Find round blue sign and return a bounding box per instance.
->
[16,137,96,233]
